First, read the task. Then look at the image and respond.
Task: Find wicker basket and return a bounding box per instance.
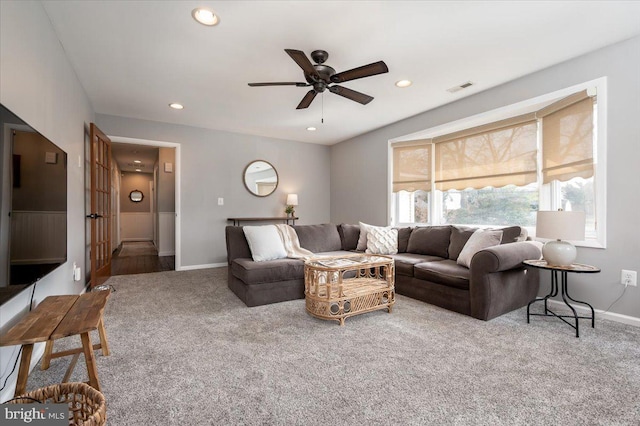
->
[7,382,106,425]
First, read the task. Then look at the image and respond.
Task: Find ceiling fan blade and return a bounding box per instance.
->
[285,49,319,78]
[248,82,310,87]
[296,90,317,109]
[330,61,389,83]
[328,85,373,105]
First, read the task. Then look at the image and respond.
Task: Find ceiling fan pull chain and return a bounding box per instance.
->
[321,93,324,124]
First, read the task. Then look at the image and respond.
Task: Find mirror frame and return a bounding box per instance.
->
[129,189,144,202]
[243,160,279,197]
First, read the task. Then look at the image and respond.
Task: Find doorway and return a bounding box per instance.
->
[86,135,180,276]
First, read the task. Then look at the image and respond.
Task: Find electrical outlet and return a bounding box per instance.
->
[621,270,637,286]
[218,198,224,206]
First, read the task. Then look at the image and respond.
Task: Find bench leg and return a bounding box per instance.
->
[14,344,34,397]
[80,332,101,392]
[98,317,110,356]
[41,340,54,370]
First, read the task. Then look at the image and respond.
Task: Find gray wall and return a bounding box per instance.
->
[157,147,175,212]
[0,0,94,401]
[95,114,331,267]
[331,36,640,319]
[156,148,176,213]
[120,172,152,213]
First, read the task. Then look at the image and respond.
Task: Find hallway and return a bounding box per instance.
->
[111,241,174,276]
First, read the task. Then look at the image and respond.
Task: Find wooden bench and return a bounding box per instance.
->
[0,291,110,397]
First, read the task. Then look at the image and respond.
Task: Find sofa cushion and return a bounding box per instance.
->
[457,229,503,268]
[448,225,477,261]
[338,223,360,251]
[366,227,398,255]
[414,260,471,290]
[232,258,304,285]
[497,226,526,244]
[390,253,445,277]
[406,226,451,258]
[396,227,413,253]
[225,226,252,264]
[293,224,342,253]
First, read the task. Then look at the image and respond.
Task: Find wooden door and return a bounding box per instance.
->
[88,123,112,288]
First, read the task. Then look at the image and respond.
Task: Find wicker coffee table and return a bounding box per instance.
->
[304,254,395,326]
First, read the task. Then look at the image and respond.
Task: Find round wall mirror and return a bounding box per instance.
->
[129,190,144,202]
[243,160,278,197]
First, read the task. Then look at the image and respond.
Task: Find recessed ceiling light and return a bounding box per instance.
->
[169,103,184,110]
[192,8,219,26]
[307,127,317,131]
[395,80,412,88]
[135,169,142,172]
[133,160,141,164]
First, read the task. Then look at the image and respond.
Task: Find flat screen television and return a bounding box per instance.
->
[0,104,68,305]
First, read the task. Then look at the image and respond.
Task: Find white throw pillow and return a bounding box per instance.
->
[366,228,398,255]
[242,225,287,262]
[456,229,503,268]
[356,222,388,251]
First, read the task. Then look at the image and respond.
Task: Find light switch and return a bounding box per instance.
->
[218,198,224,206]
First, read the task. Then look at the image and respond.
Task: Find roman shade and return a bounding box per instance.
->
[433,114,538,191]
[538,90,595,183]
[392,143,431,192]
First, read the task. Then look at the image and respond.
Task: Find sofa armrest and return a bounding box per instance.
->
[469,242,542,320]
[470,241,541,273]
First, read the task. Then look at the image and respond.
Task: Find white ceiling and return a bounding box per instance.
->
[111,143,157,173]
[42,1,640,145]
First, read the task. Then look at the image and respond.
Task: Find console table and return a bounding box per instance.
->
[524,260,600,337]
[0,291,111,397]
[227,216,298,226]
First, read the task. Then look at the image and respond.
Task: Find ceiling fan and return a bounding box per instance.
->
[248,49,389,109]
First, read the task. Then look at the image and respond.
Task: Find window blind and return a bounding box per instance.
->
[392,143,431,192]
[434,114,538,191]
[538,90,594,183]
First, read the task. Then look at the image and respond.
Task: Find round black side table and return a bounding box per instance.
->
[524,260,600,338]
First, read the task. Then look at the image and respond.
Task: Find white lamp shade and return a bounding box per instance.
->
[536,210,585,266]
[536,211,585,241]
[286,194,298,206]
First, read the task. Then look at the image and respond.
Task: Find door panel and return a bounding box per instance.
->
[89,123,112,287]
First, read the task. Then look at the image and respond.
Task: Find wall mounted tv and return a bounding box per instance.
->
[0,104,68,305]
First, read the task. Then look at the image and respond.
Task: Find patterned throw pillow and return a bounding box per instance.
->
[365,227,398,255]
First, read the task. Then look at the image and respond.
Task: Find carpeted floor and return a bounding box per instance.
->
[117,241,158,257]
[24,268,640,425]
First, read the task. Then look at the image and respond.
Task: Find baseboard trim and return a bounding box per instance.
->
[546,300,640,327]
[158,251,175,256]
[177,262,226,271]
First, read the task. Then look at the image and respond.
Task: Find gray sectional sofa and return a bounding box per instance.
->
[225,223,541,320]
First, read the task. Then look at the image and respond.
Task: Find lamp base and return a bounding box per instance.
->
[542,239,577,266]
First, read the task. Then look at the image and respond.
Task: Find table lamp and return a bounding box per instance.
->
[536,210,585,266]
[285,193,298,216]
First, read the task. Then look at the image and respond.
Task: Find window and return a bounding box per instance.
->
[391,82,605,247]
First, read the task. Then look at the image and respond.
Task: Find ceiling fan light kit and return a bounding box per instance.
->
[248,49,389,109]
